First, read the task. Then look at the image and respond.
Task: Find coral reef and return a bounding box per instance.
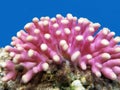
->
[0,48,120,90]
[1,14,120,85]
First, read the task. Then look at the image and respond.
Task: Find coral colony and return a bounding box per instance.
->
[1,14,120,83]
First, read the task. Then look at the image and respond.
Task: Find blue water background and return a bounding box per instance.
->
[0,0,120,47]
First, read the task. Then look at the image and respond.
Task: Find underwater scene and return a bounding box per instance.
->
[0,1,120,90]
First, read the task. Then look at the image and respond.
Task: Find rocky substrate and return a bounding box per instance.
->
[0,48,120,90]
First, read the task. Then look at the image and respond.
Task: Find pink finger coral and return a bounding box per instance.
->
[1,13,120,83]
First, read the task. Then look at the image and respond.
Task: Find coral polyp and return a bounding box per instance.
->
[1,14,120,83]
